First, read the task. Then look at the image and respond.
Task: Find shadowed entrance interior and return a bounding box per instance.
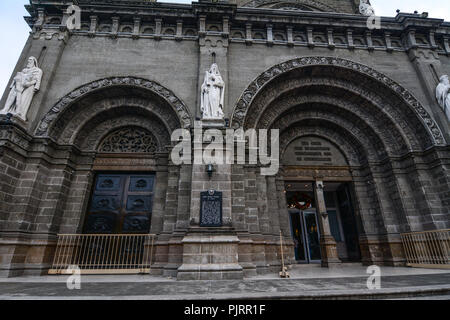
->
[286,182,361,263]
[84,172,156,234]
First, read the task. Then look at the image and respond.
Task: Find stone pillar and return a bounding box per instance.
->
[314,180,340,267]
[177,125,243,280]
[161,163,192,277]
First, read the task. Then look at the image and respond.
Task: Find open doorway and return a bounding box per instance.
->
[286,182,361,263]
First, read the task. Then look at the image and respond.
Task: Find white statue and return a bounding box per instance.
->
[359,0,375,16]
[1,57,43,121]
[436,75,450,122]
[201,63,225,120]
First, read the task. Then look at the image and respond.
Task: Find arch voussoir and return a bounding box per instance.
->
[35,76,192,138]
[231,57,445,148]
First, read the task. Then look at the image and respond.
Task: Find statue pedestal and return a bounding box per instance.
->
[177,227,244,280]
[0,113,27,127]
[200,118,225,128]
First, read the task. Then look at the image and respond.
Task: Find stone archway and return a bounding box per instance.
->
[39,79,183,242]
[231,56,445,147]
[241,0,337,12]
[35,76,192,138]
[231,57,449,266]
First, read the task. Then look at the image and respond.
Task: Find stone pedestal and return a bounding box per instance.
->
[320,234,341,267]
[199,118,225,128]
[177,228,244,280]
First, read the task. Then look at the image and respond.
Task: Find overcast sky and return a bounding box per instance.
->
[1,0,449,95]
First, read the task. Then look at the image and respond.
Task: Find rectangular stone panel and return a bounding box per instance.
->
[200,191,222,227]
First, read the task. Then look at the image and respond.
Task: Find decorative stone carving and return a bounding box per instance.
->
[57,97,177,146]
[436,75,450,122]
[35,76,191,136]
[98,127,158,153]
[231,57,445,146]
[279,126,363,166]
[201,63,225,120]
[253,78,413,154]
[1,57,43,121]
[241,0,336,13]
[359,0,375,16]
[77,115,170,152]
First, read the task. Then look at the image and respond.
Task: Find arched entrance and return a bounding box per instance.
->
[34,77,190,235]
[231,57,448,266]
[283,136,361,263]
[34,77,192,274]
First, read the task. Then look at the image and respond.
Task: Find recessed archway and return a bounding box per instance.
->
[231,57,448,266]
[231,56,445,149]
[35,76,192,139]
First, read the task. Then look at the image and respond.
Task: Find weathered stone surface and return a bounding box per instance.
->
[0,0,449,279]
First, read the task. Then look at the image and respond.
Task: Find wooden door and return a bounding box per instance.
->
[83,173,155,234]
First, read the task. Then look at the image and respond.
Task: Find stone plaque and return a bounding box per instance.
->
[200,190,222,227]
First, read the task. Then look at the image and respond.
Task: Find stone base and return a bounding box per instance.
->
[359,235,407,267]
[198,118,225,128]
[0,235,56,278]
[0,113,27,127]
[320,235,341,267]
[176,228,244,280]
[177,264,244,280]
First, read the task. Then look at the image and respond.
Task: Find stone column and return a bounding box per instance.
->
[314,180,340,267]
[177,125,243,280]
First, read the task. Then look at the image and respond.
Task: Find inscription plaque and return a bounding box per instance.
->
[200,190,223,227]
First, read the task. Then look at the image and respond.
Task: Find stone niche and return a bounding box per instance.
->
[282,136,348,166]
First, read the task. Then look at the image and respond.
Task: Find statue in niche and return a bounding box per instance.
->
[436,75,450,122]
[359,0,375,16]
[1,57,43,121]
[201,63,225,120]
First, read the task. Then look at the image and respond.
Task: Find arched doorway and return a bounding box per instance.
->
[231,57,447,266]
[35,77,191,274]
[83,127,159,234]
[283,136,361,263]
[34,77,189,235]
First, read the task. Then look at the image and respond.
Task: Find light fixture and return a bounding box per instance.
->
[206,163,214,178]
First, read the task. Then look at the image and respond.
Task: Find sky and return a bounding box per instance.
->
[1,0,450,95]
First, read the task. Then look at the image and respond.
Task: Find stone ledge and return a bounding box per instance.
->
[181,235,240,244]
[177,263,243,272]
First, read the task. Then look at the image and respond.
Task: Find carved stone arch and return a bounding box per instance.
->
[263,96,407,157]
[280,126,365,167]
[279,120,372,166]
[35,76,192,139]
[58,100,173,147]
[241,0,337,12]
[269,3,316,11]
[96,126,159,154]
[250,76,417,153]
[275,109,389,161]
[231,57,445,148]
[75,114,171,152]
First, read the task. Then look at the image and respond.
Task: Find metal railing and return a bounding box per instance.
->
[49,234,156,275]
[401,229,450,269]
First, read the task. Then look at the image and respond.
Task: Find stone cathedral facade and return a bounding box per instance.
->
[0,0,449,279]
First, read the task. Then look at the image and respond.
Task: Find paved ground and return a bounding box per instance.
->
[0,265,449,300]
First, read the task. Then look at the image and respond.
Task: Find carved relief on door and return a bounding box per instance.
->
[84,173,155,234]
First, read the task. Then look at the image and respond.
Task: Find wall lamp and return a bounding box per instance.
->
[206,163,214,178]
